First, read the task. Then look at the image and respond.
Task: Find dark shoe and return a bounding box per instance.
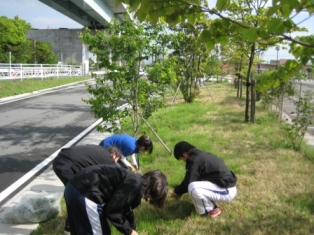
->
[64,224,71,233]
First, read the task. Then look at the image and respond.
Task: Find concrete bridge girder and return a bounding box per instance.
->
[39,0,127,29]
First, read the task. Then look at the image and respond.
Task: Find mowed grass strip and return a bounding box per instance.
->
[0,77,90,98]
[31,82,314,235]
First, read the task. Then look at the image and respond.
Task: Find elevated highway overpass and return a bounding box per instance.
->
[26,0,129,71]
[38,0,128,29]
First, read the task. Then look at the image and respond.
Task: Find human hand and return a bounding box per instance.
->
[129,166,138,173]
[130,230,138,235]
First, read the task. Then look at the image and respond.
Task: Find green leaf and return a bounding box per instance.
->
[221,19,231,28]
[258,29,269,38]
[166,14,180,26]
[187,14,196,25]
[308,0,314,13]
[219,36,229,45]
[266,6,280,16]
[129,0,141,9]
[139,0,151,13]
[280,4,292,18]
[232,0,239,6]
[272,0,280,6]
[165,6,176,15]
[206,41,215,50]
[229,23,239,32]
[135,10,147,22]
[200,29,212,42]
[216,0,229,11]
[242,28,259,42]
[276,23,286,34]
[267,18,283,33]
[283,19,294,28]
[149,12,160,25]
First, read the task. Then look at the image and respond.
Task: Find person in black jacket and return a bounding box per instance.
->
[53,144,122,232]
[172,141,237,218]
[64,164,168,235]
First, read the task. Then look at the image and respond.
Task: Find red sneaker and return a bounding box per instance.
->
[208,207,221,218]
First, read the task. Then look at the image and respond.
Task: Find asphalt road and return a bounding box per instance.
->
[0,82,98,193]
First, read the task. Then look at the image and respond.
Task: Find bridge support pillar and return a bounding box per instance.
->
[26,29,89,74]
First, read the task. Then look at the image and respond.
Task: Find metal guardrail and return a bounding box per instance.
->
[0,63,82,81]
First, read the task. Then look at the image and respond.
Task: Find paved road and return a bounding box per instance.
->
[282,81,314,136]
[0,82,98,193]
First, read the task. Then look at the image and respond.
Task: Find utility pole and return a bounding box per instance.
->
[34,40,37,64]
[276,46,280,69]
[9,51,11,78]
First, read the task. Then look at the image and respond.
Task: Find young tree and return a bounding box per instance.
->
[169,21,211,102]
[80,19,175,135]
[118,0,314,122]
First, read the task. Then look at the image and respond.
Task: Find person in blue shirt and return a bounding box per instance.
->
[99,134,153,172]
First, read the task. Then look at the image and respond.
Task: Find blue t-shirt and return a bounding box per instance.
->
[100,134,139,156]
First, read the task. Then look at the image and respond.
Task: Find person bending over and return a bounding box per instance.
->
[99,134,153,172]
[53,144,122,232]
[64,164,168,235]
[172,141,237,217]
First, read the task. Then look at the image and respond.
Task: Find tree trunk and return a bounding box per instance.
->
[245,78,250,122]
[250,78,256,123]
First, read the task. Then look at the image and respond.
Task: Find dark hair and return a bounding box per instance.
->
[137,135,153,154]
[108,145,122,159]
[173,141,196,160]
[142,170,168,209]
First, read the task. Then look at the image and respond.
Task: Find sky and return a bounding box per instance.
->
[0,0,313,62]
[0,0,83,29]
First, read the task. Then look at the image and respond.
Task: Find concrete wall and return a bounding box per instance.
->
[26,29,88,67]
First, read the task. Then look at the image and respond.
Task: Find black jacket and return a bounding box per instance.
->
[69,164,144,235]
[56,144,116,173]
[174,149,237,195]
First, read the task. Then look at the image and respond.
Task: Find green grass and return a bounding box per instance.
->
[28,82,314,235]
[0,77,90,98]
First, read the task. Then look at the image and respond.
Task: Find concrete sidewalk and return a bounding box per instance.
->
[0,125,111,235]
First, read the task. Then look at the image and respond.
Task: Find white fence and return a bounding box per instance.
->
[0,63,82,81]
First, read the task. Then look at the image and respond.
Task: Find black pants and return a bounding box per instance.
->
[52,156,74,231]
[64,183,111,235]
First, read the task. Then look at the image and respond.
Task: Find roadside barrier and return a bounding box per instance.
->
[0,63,82,81]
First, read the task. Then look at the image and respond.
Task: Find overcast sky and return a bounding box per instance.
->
[0,0,313,61]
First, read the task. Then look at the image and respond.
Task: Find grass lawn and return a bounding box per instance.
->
[0,77,90,98]
[29,82,314,235]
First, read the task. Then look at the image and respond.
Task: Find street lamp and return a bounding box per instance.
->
[34,40,37,64]
[276,46,280,69]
